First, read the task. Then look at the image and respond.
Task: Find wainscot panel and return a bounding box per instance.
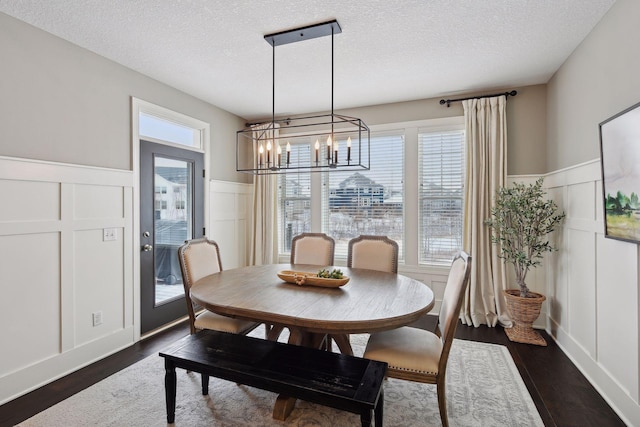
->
[545,159,640,423]
[0,156,134,405]
[209,180,252,269]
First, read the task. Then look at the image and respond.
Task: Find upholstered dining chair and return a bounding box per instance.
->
[290,232,335,266]
[362,251,472,427]
[347,235,399,273]
[329,235,400,355]
[177,237,259,336]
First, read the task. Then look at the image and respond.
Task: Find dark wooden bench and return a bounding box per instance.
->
[159,330,387,426]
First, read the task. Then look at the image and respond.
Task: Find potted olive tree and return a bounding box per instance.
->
[485,178,565,346]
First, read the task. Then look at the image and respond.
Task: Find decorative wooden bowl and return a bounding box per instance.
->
[277,270,350,288]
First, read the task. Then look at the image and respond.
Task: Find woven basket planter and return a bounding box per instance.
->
[503,289,547,346]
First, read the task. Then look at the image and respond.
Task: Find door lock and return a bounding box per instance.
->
[142,244,153,252]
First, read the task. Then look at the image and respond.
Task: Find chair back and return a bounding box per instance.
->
[177,238,223,331]
[347,235,399,273]
[290,233,335,266]
[436,251,472,370]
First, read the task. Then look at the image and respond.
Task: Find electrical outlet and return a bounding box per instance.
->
[103,228,117,241]
[92,311,103,326]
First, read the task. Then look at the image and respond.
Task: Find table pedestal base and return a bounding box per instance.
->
[272,329,329,420]
[273,395,298,421]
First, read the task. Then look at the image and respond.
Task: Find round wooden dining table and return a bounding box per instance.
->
[189,263,434,420]
[190,263,434,337]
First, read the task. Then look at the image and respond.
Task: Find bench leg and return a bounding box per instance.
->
[201,373,209,395]
[360,410,372,427]
[375,388,384,426]
[164,359,177,424]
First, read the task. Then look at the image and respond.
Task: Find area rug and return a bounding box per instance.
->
[18,331,543,427]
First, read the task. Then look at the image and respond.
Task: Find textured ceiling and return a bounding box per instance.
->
[0,0,616,121]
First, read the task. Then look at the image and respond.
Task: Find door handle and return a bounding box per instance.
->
[142,244,153,252]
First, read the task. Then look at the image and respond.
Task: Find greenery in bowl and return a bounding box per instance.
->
[317,268,344,279]
[485,178,565,297]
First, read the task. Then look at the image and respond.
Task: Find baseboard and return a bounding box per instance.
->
[0,327,135,405]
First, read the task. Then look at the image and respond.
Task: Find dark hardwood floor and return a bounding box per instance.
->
[0,318,626,427]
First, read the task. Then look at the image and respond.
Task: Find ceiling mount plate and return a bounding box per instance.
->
[265,20,341,47]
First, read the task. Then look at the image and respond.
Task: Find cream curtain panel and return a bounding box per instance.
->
[461,96,512,328]
[249,124,279,266]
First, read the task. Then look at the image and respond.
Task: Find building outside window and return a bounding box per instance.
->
[323,132,404,259]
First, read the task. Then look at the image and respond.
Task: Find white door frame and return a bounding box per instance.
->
[131,97,211,340]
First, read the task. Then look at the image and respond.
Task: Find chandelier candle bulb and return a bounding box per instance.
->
[259,144,264,167]
[314,140,319,163]
[286,142,291,166]
[277,144,282,168]
[334,141,339,163]
[266,141,271,166]
[326,135,332,161]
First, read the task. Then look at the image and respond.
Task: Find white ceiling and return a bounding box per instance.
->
[0,0,615,121]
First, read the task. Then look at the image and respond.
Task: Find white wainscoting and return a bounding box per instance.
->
[0,157,134,405]
[208,180,252,270]
[544,160,639,426]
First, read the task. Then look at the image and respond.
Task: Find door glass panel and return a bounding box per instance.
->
[154,156,193,305]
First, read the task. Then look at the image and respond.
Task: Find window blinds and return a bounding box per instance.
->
[418,129,465,264]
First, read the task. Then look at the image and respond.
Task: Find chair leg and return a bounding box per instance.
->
[436,378,448,427]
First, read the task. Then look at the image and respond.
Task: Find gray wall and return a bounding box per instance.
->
[0,12,250,184]
[547,0,640,172]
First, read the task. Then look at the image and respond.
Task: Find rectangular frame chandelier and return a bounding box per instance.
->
[236,20,370,175]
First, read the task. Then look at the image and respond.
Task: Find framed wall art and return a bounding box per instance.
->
[599,101,640,243]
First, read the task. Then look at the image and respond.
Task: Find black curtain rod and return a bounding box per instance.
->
[244,118,291,128]
[246,89,518,125]
[439,90,517,107]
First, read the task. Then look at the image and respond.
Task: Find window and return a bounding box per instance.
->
[139,112,202,149]
[418,129,465,264]
[275,117,464,268]
[322,132,405,259]
[278,140,312,252]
